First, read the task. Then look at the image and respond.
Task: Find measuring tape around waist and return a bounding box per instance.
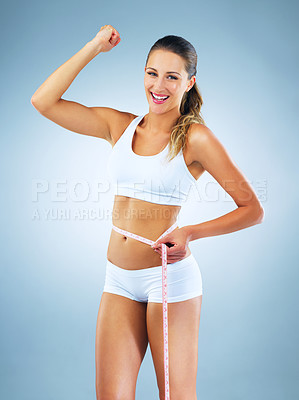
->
[111,221,179,400]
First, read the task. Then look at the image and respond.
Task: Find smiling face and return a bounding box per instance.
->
[144,49,195,114]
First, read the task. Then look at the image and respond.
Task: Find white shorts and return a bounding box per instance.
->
[103,253,203,303]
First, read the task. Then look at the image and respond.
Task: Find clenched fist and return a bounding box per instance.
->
[90,24,121,54]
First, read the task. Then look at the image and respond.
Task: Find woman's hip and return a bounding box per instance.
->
[102,253,203,303]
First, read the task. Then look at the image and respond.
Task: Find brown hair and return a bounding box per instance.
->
[145,35,206,162]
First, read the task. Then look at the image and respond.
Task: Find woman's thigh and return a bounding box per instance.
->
[147,295,202,400]
[95,292,149,400]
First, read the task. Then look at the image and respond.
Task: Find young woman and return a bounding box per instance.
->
[31,24,264,400]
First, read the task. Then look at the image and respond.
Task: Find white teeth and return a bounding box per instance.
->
[152,92,168,100]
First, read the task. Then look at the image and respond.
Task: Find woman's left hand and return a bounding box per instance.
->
[151,226,191,263]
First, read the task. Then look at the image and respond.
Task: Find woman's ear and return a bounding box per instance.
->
[186,75,196,92]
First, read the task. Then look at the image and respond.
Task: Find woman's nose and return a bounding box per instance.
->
[153,85,166,93]
[153,78,165,91]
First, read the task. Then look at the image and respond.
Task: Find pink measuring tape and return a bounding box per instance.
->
[112,221,179,400]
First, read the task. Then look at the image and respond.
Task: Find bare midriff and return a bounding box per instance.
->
[106,195,191,270]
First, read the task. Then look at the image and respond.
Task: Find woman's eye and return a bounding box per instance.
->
[147,72,177,80]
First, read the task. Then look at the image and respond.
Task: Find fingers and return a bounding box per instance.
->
[153,245,185,257]
[111,36,121,46]
[158,254,186,263]
[101,24,121,45]
[153,243,179,252]
[114,37,121,46]
[109,25,121,44]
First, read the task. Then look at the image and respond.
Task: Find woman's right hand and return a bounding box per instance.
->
[90,24,121,54]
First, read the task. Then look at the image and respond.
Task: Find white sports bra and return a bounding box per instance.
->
[106,114,197,206]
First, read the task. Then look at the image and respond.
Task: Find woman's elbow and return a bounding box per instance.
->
[254,204,265,224]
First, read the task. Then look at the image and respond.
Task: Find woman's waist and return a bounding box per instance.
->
[107,233,191,270]
[111,217,179,240]
[111,195,180,234]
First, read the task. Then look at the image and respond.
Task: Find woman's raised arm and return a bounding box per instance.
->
[31,25,121,141]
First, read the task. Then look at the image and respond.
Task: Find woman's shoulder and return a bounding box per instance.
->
[185,122,219,166]
[187,121,231,172]
[187,121,219,147]
[186,122,213,148]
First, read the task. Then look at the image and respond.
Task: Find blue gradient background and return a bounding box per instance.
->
[1,0,298,399]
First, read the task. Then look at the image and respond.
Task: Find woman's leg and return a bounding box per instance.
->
[147,295,202,400]
[95,292,148,400]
